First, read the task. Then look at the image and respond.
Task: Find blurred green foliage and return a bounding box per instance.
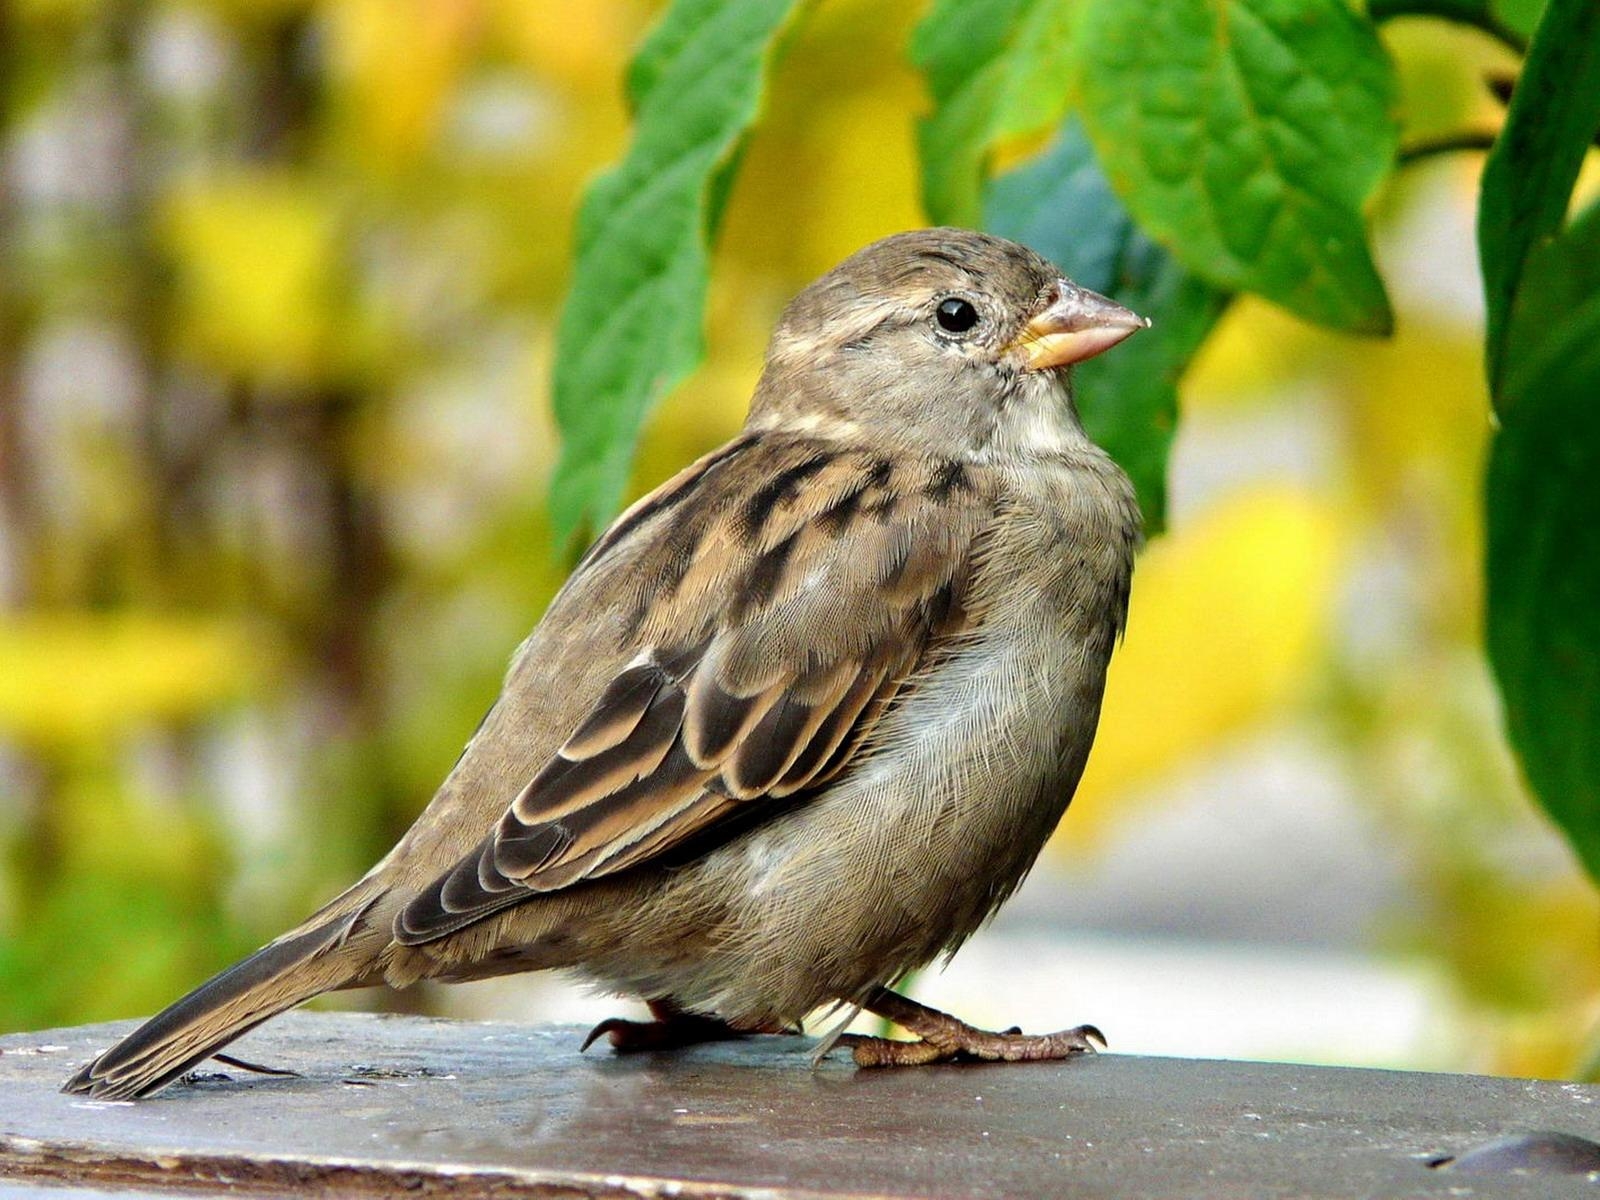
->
[1478,1,1600,888]
[1,0,1597,1081]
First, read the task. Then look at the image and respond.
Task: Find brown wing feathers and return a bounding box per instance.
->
[394,439,986,945]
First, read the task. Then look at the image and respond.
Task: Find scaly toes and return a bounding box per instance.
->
[839,1034,953,1067]
[963,1023,1106,1062]
[838,1023,1106,1067]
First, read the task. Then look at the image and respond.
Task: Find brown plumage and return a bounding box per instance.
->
[63,228,1147,1099]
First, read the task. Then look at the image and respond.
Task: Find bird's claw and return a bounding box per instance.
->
[580,1009,756,1055]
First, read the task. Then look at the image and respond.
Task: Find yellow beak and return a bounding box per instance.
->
[1010,279,1149,371]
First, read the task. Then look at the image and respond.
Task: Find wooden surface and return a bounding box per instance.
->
[3,1012,1600,1198]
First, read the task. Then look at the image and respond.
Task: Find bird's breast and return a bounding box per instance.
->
[717,460,1138,1002]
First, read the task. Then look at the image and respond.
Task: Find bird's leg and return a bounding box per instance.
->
[582,999,770,1054]
[838,986,1105,1068]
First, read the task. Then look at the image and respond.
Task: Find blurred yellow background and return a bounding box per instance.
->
[0,0,1594,1079]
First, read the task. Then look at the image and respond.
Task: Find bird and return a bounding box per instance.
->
[63,227,1147,1099]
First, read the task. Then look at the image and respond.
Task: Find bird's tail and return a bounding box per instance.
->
[62,889,387,1100]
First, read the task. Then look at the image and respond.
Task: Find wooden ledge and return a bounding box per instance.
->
[2,1012,1598,1198]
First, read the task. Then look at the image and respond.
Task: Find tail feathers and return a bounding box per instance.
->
[62,907,379,1101]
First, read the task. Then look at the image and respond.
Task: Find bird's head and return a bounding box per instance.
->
[749,228,1147,458]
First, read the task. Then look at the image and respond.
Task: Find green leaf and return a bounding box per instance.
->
[1478,2,1600,888]
[1485,200,1600,884]
[1477,0,1600,397]
[1502,201,1600,406]
[984,120,1231,532]
[911,0,1077,226]
[1075,0,1398,335]
[548,0,804,547]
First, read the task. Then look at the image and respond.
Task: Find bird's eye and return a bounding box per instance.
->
[935,297,980,334]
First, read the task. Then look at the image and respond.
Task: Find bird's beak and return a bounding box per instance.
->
[1009,280,1150,371]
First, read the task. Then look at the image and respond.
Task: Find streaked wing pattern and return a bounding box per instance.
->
[395,437,992,944]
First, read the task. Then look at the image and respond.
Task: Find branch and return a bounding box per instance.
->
[1398,128,1499,165]
[1368,0,1529,57]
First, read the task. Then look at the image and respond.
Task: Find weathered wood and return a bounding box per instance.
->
[2,1013,1598,1198]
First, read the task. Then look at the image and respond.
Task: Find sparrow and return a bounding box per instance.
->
[64,227,1147,1099]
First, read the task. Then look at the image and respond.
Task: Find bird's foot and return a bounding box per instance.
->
[581,1001,764,1055]
[839,986,1105,1068]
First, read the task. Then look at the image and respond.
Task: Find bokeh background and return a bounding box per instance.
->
[1,0,1595,1078]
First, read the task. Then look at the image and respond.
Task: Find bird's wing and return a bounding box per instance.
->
[394,436,994,944]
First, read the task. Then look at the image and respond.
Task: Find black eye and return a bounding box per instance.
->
[935,297,979,334]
